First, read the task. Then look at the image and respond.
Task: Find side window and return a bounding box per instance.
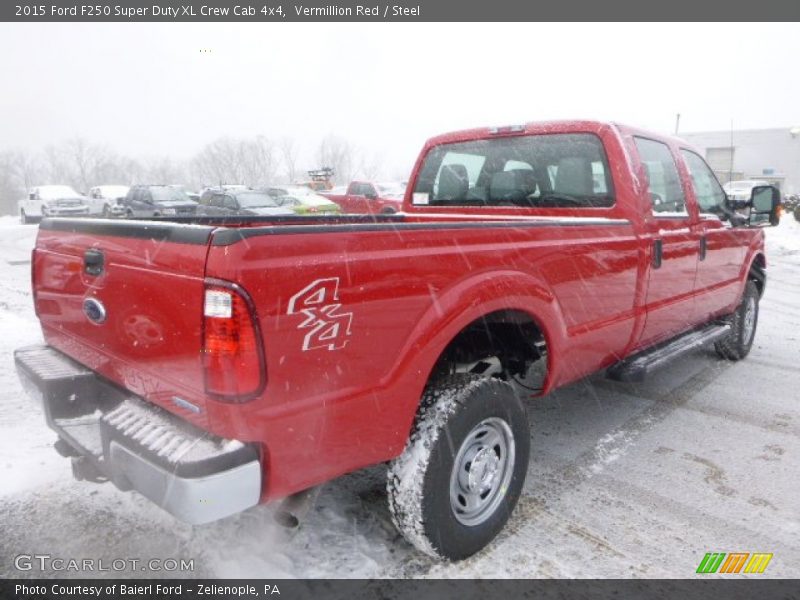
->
[680,149,726,213]
[209,194,223,208]
[633,137,687,215]
[223,195,238,209]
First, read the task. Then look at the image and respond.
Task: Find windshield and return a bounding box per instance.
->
[235,192,280,208]
[98,186,129,198]
[150,187,191,203]
[377,182,405,194]
[38,186,81,199]
[412,133,614,208]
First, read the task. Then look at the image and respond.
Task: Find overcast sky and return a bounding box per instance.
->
[1,22,799,177]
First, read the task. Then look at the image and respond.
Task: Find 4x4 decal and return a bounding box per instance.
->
[287,278,353,351]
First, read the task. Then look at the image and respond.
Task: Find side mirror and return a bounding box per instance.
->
[29,193,36,200]
[749,185,781,227]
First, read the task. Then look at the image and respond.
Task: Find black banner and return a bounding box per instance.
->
[2,579,799,600]
[4,0,800,22]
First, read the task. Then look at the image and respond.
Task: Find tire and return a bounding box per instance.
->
[387,374,530,560]
[715,280,759,361]
[380,207,396,215]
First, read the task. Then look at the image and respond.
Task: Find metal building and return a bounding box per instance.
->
[680,127,800,195]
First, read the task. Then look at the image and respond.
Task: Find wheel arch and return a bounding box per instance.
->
[749,252,766,298]
[385,270,567,449]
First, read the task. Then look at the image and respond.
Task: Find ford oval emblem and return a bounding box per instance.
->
[83,298,107,324]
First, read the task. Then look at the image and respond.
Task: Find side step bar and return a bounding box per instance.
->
[606,323,731,383]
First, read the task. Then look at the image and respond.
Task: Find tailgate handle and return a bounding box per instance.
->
[84,249,105,276]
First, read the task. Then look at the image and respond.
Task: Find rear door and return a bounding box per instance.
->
[633,136,701,347]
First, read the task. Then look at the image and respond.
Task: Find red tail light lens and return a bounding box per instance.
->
[202,281,266,402]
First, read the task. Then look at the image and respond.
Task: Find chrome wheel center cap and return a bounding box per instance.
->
[468,448,500,492]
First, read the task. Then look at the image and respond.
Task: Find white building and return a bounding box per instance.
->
[680,127,800,195]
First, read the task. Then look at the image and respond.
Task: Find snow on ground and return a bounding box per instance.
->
[0,214,798,578]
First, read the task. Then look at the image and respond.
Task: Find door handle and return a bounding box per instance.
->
[652,239,663,269]
[699,236,707,261]
[84,248,105,276]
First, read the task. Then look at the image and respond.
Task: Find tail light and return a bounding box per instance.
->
[202,280,266,402]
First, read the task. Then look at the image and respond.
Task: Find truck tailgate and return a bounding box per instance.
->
[33,220,215,428]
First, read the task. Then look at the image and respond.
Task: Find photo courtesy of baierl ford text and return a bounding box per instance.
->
[1,1,800,598]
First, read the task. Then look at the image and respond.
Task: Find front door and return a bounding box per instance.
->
[634,136,701,348]
[680,148,746,322]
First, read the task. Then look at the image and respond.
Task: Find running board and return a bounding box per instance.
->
[606,323,731,383]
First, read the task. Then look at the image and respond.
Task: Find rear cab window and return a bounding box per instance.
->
[412,133,615,209]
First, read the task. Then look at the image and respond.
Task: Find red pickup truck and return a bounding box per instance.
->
[15,120,780,560]
[321,180,405,214]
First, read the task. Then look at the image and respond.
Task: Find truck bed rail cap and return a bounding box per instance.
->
[210,217,631,246]
[39,217,214,245]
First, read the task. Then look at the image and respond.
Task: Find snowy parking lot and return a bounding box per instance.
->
[0,215,798,579]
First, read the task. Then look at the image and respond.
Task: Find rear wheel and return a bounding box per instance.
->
[387,374,529,560]
[715,280,759,361]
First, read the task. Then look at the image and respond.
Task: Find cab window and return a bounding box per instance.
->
[633,137,687,215]
[680,149,726,213]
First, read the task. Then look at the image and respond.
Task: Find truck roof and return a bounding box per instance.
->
[424,119,691,150]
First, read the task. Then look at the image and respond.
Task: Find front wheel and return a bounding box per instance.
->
[387,374,530,560]
[715,280,759,361]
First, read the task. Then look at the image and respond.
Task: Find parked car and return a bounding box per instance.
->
[197,188,295,217]
[114,185,198,218]
[266,186,341,215]
[15,120,780,562]
[167,185,200,203]
[86,185,130,217]
[321,180,405,214]
[18,185,89,223]
[723,179,771,209]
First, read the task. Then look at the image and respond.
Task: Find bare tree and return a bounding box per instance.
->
[143,157,188,186]
[279,137,300,184]
[316,135,358,185]
[12,150,43,191]
[0,151,22,216]
[359,151,384,181]
[191,135,279,189]
[237,135,278,187]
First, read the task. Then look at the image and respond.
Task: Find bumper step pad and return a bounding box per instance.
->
[15,344,262,524]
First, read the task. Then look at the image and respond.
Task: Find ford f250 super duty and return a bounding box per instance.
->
[15,121,781,560]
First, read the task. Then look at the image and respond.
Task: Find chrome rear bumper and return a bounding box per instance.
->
[14,345,262,524]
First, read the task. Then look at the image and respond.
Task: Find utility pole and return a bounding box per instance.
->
[729,119,735,185]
